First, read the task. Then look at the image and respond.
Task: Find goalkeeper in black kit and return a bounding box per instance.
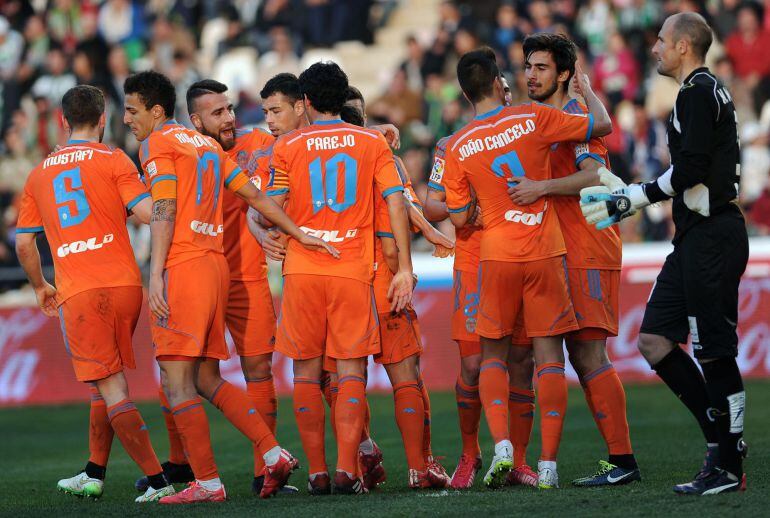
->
[580,12,748,495]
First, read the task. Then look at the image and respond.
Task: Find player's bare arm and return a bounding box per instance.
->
[235,182,339,258]
[423,188,449,222]
[404,197,454,257]
[384,191,414,312]
[246,207,286,261]
[572,62,612,137]
[15,232,58,317]
[508,158,602,205]
[371,123,400,149]
[148,198,175,319]
[128,196,153,225]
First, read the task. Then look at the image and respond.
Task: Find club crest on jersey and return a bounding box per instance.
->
[250,176,262,190]
[430,157,445,184]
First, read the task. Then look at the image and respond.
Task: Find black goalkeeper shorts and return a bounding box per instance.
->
[640,211,749,360]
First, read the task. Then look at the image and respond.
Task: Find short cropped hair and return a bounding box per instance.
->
[259,73,301,103]
[61,85,104,128]
[187,79,228,115]
[671,12,713,60]
[123,71,176,117]
[298,62,349,115]
[340,104,365,127]
[456,46,500,104]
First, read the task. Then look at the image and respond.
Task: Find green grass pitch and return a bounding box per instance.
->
[1,382,768,517]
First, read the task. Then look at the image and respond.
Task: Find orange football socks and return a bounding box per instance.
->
[293,377,328,475]
[508,386,535,468]
[88,385,113,467]
[158,389,187,465]
[335,376,367,475]
[479,359,510,445]
[171,398,218,480]
[583,364,633,455]
[247,376,278,475]
[455,377,482,457]
[393,381,426,471]
[537,363,567,461]
[106,399,163,477]
[210,381,278,455]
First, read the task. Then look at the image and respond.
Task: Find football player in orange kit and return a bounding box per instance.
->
[505,33,640,487]
[265,62,414,494]
[441,47,612,489]
[122,70,337,503]
[424,95,539,490]
[15,85,175,503]
[340,95,454,490]
[133,77,300,496]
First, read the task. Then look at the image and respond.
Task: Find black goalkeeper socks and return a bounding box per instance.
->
[652,346,718,444]
[84,461,106,480]
[701,357,746,477]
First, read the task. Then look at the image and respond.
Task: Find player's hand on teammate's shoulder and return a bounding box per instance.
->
[508,177,546,205]
[34,282,58,317]
[371,123,400,149]
[297,233,340,259]
[148,274,170,319]
[388,270,414,312]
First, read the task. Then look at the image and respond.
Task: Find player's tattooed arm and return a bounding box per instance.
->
[151,199,176,222]
[384,191,414,312]
[571,62,612,137]
[148,198,176,319]
[16,233,58,317]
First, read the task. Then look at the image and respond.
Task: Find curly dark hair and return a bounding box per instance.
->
[298,62,349,115]
[259,73,301,103]
[456,46,500,103]
[123,70,176,118]
[522,33,578,92]
[62,85,105,128]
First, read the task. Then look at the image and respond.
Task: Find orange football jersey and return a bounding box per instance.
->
[267,119,403,284]
[551,100,621,270]
[17,140,149,303]
[139,119,250,268]
[427,136,481,273]
[373,156,420,313]
[222,127,275,281]
[443,103,594,263]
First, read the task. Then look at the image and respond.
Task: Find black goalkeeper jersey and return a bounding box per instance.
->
[643,67,743,244]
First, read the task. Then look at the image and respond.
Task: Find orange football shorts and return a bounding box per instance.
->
[226,278,276,357]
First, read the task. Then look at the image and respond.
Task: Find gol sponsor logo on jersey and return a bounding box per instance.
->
[57,234,114,257]
[504,206,545,226]
[191,220,224,236]
[300,226,358,243]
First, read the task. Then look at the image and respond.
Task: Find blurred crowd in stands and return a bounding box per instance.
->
[2,0,770,290]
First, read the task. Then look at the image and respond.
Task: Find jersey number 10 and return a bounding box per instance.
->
[308,153,358,213]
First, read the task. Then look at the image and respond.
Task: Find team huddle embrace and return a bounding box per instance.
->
[15,11,748,506]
